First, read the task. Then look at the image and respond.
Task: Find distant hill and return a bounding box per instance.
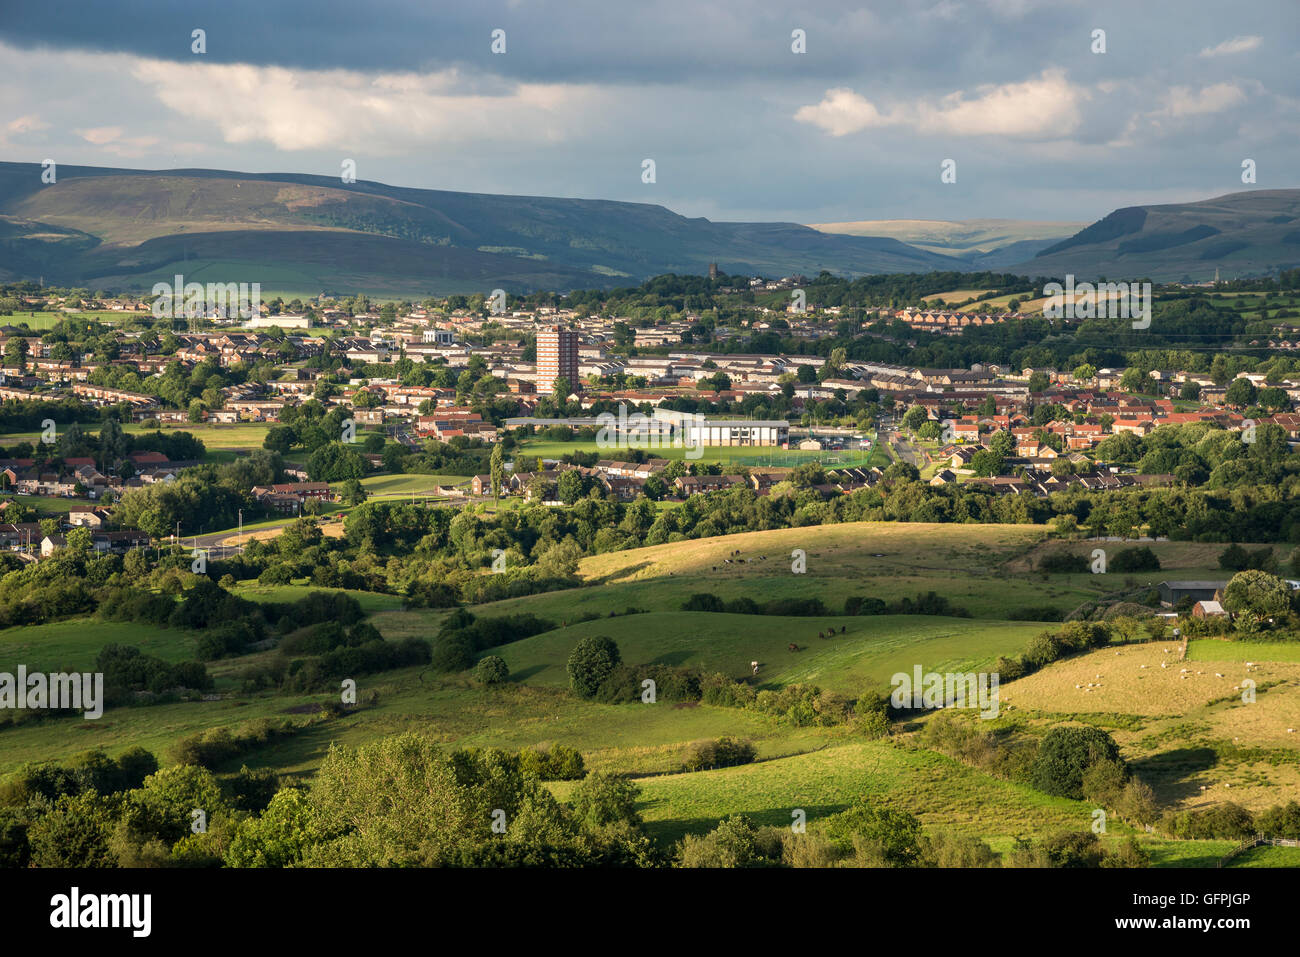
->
[0,162,961,296]
[807,218,1085,263]
[1015,189,1300,282]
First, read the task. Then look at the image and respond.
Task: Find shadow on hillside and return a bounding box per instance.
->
[509,665,550,682]
[648,650,694,667]
[642,803,851,845]
[589,561,655,585]
[1129,747,1218,802]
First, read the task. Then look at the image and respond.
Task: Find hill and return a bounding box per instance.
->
[0,161,961,296]
[1016,188,1300,282]
[807,218,1084,267]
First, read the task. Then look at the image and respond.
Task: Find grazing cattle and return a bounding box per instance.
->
[818,631,825,639]
[841,626,846,634]
[787,642,798,652]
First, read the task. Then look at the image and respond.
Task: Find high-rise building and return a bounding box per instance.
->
[536,326,579,397]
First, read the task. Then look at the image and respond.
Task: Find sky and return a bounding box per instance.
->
[0,0,1296,225]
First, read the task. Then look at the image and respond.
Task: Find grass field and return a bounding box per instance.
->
[516,437,879,469]
[4,516,1298,865]
[1,421,274,456]
[356,473,469,496]
[0,310,125,330]
[0,618,196,673]
[482,611,1043,695]
[1223,844,1300,867]
[1187,639,1300,663]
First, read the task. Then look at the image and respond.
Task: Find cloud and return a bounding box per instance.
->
[1199,35,1262,57]
[128,60,607,153]
[77,126,125,144]
[6,115,50,134]
[1158,83,1247,117]
[795,70,1087,139]
[792,88,888,136]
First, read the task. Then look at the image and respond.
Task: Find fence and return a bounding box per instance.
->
[1218,835,1300,867]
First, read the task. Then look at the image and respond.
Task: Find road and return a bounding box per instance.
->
[886,430,930,469]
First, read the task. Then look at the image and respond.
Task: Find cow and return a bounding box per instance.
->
[787,642,798,653]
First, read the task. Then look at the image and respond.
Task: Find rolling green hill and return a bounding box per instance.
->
[1018,188,1300,282]
[0,161,961,295]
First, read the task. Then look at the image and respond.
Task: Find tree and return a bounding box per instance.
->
[901,405,928,431]
[489,443,504,502]
[1072,363,1096,383]
[566,636,621,698]
[1225,378,1258,408]
[473,655,509,685]
[1179,380,1201,401]
[883,461,919,482]
[1218,543,1250,571]
[339,478,368,506]
[970,449,1004,477]
[988,429,1015,458]
[1027,371,1050,393]
[225,787,319,868]
[1031,726,1123,799]
[823,801,923,866]
[307,442,368,482]
[1222,570,1291,622]
[569,771,642,829]
[678,814,779,868]
[4,336,29,371]
[557,469,585,505]
[642,475,666,501]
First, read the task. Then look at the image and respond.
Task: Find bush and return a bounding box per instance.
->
[682,593,724,612]
[1031,726,1123,799]
[566,636,621,699]
[681,737,756,772]
[518,744,585,781]
[845,596,888,616]
[473,655,509,685]
[678,814,782,868]
[1109,547,1161,573]
[1039,552,1088,573]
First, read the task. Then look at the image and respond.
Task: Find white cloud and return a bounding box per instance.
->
[78,126,124,145]
[1159,83,1247,117]
[793,88,888,136]
[795,70,1086,140]
[1199,35,1262,57]
[6,115,50,134]
[129,60,607,153]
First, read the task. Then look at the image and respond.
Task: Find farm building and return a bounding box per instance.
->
[1192,600,1227,618]
[1157,580,1227,606]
